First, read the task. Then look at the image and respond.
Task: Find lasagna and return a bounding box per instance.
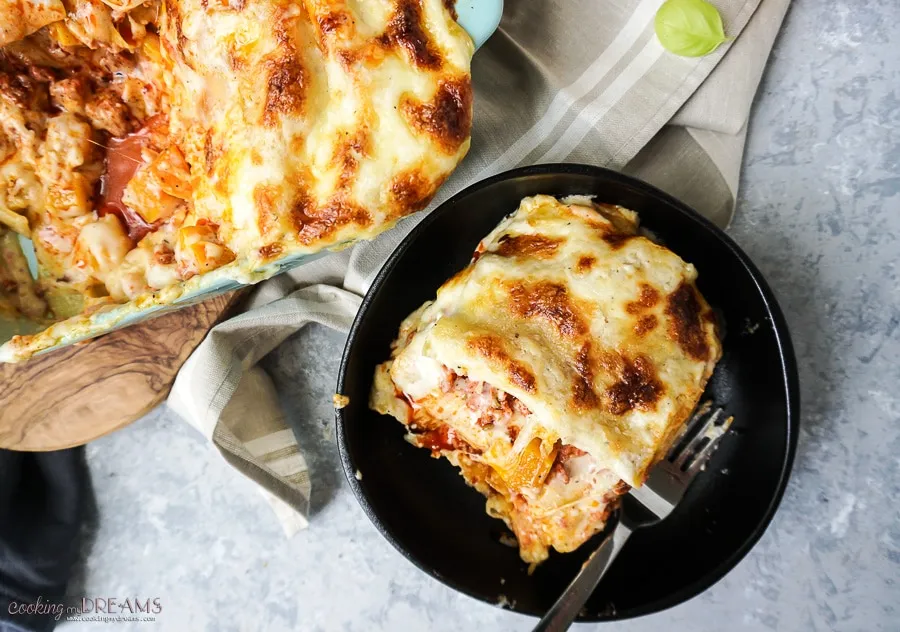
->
[0,0,473,360]
[370,195,722,565]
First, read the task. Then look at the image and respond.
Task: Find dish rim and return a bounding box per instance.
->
[335,162,800,621]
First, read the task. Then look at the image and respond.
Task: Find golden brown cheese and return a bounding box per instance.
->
[0,0,473,361]
[370,195,722,564]
[159,0,472,257]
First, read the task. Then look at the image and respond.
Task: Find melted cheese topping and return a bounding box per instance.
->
[0,0,473,361]
[161,0,472,256]
[371,195,722,564]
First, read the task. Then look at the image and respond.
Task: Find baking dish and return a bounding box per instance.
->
[0,0,504,362]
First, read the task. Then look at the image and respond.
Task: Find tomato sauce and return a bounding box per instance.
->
[417,426,462,452]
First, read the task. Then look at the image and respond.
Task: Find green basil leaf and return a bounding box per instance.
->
[654,0,727,57]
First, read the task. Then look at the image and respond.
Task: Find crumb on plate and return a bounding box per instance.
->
[333,393,350,409]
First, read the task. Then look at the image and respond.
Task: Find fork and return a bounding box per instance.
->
[533,403,732,632]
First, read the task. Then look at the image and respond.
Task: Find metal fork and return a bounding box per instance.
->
[533,403,732,632]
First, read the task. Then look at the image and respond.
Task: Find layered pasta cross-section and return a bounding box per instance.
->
[370,195,722,565]
[0,0,473,360]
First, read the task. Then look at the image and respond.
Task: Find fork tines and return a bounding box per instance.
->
[667,403,733,474]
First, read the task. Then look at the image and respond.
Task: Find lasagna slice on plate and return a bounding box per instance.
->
[371,194,722,565]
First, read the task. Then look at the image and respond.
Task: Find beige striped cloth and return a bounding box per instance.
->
[167,0,791,534]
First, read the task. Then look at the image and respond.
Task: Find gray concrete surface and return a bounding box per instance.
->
[63,0,899,630]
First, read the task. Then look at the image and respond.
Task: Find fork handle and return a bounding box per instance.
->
[532,521,634,632]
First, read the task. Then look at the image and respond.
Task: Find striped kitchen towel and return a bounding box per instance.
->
[168,0,791,534]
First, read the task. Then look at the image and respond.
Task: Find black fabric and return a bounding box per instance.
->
[0,449,87,632]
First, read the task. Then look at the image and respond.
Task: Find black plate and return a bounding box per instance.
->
[335,164,799,621]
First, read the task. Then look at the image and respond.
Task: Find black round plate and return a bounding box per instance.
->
[335,164,799,621]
